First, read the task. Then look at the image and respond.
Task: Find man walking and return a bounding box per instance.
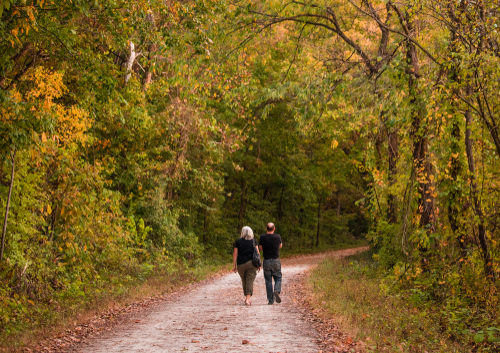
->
[259,222,282,305]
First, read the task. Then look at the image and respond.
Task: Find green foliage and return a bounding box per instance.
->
[229,0,500,347]
[0,0,369,342]
[310,252,499,352]
[7,0,500,348]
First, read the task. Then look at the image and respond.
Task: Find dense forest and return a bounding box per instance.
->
[1,0,500,347]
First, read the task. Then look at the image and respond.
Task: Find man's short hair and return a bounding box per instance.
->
[266,223,275,231]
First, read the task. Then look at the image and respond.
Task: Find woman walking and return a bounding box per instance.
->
[233,226,260,305]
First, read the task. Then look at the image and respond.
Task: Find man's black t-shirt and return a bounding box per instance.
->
[234,238,255,265]
[259,233,282,260]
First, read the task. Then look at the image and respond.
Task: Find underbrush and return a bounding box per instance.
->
[308,251,500,353]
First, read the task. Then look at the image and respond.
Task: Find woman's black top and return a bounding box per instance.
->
[234,238,255,265]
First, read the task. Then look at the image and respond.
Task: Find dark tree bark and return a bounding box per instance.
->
[1,149,16,261]
[263,186,270,200]
[387,4,436,271]
[445,27,469,259]
[0,42,33,89]
[237,179,247,233]
[447,115,465,250]
[142,13,156,91]
[387,128,399,223]
[337,193,341,217]
[395,7,435,231]
[316,199,321,247]
[278,188,284,221]
[142,45,156,91]
[464,110,493,277]
[203,207,208,245]
[299,214,303,247]
[47,204,58,242]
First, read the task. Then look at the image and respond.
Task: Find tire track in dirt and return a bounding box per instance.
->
[65,247,366,353]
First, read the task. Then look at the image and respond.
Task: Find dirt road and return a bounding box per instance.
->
[70,248,366,353]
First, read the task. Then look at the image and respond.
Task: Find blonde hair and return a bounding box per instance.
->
[240,226,254,240]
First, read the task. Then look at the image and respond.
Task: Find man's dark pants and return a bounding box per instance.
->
[263,258,282,303]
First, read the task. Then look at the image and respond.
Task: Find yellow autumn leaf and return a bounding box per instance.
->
[47,204,52,214]
[331,140,339,149]
[41,132,47,142]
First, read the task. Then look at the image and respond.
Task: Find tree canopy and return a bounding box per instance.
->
[1,0,500,347]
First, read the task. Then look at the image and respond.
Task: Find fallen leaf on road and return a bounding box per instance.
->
[191,339,200,343]
[242,340,250,344]
[344,337,353,345]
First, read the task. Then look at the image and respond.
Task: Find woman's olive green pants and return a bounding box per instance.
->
[237,260,257,296]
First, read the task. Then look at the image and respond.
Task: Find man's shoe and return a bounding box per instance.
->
[274,291,281,303]
[268,301,274,305]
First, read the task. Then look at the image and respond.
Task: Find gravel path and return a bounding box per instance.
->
[71,248,365,353]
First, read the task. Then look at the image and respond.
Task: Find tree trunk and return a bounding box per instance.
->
[406,28,435,232]
[447,114,466,256]
[299,208,304,247]
[142,44,156,91]
[0,42,33,89]
[446,31,468,258]
[1,149,16,261]
[203,207,208,245]
[263,187,270,200]
[410,84,434,231]
[316,199,321,247]
[142,13,156,91]
[398,11,435,272]
[124,41,137,85]
[278,188,284,221]
[475,99,500,160]
[337,193,341,217]
[464,110,493,277]
[387,128,398,223]
[237,179,247,233]
[142,60,153,91]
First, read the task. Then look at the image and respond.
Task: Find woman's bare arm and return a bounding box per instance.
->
[233,248,238,273]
